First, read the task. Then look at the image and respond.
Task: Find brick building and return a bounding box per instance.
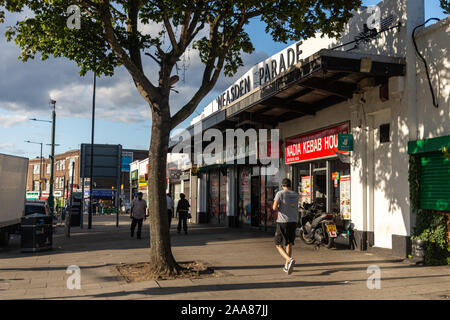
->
[26,148,148,207]
[26,149,81,205]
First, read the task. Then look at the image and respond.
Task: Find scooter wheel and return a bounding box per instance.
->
[324,236,335,249]
[299,229,315,245]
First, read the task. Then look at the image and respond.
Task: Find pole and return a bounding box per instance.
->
[48,100,56,217]
[65,162,75,238]
[88,70,96,229]
[39,142,43,200]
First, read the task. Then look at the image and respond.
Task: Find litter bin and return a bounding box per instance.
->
[21,213,53,253]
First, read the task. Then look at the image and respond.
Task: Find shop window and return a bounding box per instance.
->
[380,123,390,143]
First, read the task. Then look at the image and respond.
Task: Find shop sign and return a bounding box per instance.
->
[26,191,39,200]
[54,191,63,197]
[338,133,354,151]
[131,170,138,181]
[138,176,147,187]
[285,123,349,164]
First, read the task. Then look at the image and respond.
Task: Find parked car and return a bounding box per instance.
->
[25,200,52,216]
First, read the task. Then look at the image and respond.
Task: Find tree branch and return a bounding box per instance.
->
[99,0,160,108]
[158,1,179,54]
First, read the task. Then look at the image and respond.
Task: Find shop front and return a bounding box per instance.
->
[205,167,227,225]
[285,122,352,219]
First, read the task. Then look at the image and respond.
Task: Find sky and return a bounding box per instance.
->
[0,0,448,160]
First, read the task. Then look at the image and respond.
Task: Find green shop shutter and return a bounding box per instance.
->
[419,152,450,211]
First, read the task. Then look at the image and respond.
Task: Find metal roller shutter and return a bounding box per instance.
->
[420,152,450,211]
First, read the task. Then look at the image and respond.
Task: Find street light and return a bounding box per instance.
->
[48,99,56,218]
[30,100,57,217]
[25,140,43,199]
[88,69,97,229]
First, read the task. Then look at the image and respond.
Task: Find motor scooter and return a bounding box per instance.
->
[297,201,338,249]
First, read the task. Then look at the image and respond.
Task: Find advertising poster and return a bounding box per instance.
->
[239,168,251,223]
[300,176,312,207]
[340,175,351,220]
[210,171,220,217]
[219,172,227,216]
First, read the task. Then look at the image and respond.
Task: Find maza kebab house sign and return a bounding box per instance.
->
[285,123,350,164]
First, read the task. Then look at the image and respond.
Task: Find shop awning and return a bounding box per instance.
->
[169,49,406,151]
[408,135,450,155]
[225,49,405,126]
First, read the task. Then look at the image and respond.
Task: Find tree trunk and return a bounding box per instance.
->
[147,103,180,276]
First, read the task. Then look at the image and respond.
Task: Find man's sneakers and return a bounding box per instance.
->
[286,258,295,275]
[283,266,289,273]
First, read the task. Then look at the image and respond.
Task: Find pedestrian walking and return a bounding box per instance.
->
[167,193,174,228]
[130,192,147,239]
[176,193,190,234]
[272,178,299,275]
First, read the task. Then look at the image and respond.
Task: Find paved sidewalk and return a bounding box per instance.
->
[0,214,449,300]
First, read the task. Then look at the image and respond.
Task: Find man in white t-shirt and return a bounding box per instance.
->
[272,178,299,275]
[130,192,147,239]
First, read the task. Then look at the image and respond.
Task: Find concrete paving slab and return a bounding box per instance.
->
[1,214,449,300]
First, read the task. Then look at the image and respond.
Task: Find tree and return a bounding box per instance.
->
[441,0,450,14]
[0,0,361,276]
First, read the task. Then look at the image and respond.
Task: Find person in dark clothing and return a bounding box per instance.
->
[176,193,190,234]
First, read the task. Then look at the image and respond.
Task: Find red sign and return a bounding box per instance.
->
[285,123,349,164]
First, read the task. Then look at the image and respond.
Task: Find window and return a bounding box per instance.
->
[380,123,390,143]
[33,180,40,191]
[33,164,40,174]
[61,160,65,170]
[56,177,65,189]
[47,164,51,174]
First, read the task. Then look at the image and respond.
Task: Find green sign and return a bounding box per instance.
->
[338,133,354,151]
[131,170,138,181]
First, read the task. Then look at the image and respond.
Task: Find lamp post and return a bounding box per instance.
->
[31,102,57,215]
[25,140,43,199]
[48,99,56,217]
[88,70,97,229]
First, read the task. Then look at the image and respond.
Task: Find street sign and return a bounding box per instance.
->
[338,133,354,151]
[80,144,122,178]
[121,151,133,172]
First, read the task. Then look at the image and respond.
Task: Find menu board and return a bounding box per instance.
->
[299,176,312,207]
[340,175,351,220]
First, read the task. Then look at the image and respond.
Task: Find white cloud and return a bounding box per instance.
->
[0,113,28,128]
[0,142,26,156]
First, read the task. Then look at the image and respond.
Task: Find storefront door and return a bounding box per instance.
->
[312,161,327,211]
